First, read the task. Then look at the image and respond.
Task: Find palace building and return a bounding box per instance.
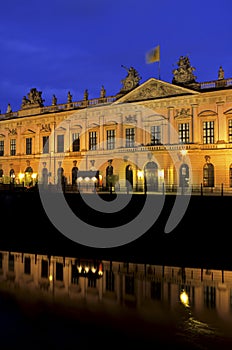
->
[0,56,232,193]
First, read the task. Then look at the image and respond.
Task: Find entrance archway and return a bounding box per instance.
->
[144,161,158,191]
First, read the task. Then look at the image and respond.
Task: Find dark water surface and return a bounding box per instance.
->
[0,192,232,348]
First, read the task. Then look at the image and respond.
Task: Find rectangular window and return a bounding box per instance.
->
[56,262,63,281]
[57,135,64,153]
[89,131,97,150]
[71,264,79,285]
[229,119,232,143]
[26,137,32,155]
[125,128,135,148]
[10,139,16,156]
[125,275,135,295]
[41,259,49,278]
[106,271,115,291]
[24,257,31,275]
[203,286,216,308]
[8,254,14,272]
[88,277,96,288]
[179,123,190,144]
[0,140,4,156]
[72,133,80,152]
[42,136,49,154]
[203,121,214,144]
[107,129,115,150]
[151,281,162,300]
[151,125,161,145]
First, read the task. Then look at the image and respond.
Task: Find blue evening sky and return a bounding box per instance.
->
[0,0,231,112]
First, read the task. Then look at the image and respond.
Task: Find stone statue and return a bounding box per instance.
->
[120,65,141,93]
[218,66,225,80]
[100,85,106,98]
[67,91,72,103]
[21,88,44,109]
[52,94,57,105]
[172,56,197,85]
[6,103,12,113]
[84,89,89,100]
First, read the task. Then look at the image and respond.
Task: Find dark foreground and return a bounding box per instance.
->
[1,191,232,349]
[0,191,231,269]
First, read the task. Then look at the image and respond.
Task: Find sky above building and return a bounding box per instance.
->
[0,0,231,112]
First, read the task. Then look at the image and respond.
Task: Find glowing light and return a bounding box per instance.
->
[180,149,187,156]
[158,169,164,178]
[49,274,53,282]
[84,177,90,182]
[180,290,189,307]
[137,170,144,179]
[77,266,82,273]
[19,173,25,179]
[77,177,83,182]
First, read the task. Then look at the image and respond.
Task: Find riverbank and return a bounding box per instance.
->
[0,191,231,270]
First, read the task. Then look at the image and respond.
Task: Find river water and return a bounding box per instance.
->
[0,249,232,349]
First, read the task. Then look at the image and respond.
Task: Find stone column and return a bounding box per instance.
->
[49,121,56,184]
[35,123,40,155]
[99,115,104,150]
[167,106,174,144]
[217,101,226,143]
[116,113,123,148]
[191,103,199,143]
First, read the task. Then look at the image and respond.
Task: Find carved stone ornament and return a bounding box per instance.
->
[125,115,137,123]
[175,108,191,118]
[123,80,191,102]
[5,127,17,136]
[21,88,44,109]
[119,65,142,93]
[40,124,51,132]
[172,56,197,85]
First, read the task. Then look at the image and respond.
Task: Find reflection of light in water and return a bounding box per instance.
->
[180,290,189,307]
[178,289,218,347]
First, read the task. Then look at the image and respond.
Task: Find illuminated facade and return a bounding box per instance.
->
[1,57,232,192]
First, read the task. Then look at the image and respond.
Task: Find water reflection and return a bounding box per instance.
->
[1,249,232,348]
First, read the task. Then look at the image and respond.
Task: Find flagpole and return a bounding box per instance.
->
[158,60,161,80]
[158,44,161,79]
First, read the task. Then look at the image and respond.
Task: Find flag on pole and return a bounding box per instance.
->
[146,45,160,64]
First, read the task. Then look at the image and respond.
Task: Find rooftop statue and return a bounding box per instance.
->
[100,85,106,98]
[218,66,225,80]
[21,88,44,109]
[119,65,142,93]
[67,91,72,103]
[172,56,197,85]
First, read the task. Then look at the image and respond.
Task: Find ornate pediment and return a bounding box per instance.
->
[114,78,199,103]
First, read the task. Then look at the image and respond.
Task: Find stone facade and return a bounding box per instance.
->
[0,58,232,192]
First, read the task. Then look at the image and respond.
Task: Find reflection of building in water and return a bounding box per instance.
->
[1,58,232,193]
[1,250,232,325]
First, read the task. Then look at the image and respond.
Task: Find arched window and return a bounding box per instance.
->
[144,161,158,191]
[203,162,214,187]
[9,168,15,183]
[125,164,133,191]
[179,163,189,187]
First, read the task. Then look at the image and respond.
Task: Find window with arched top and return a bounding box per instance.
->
[144,161,158,191]
[203,163,214,187]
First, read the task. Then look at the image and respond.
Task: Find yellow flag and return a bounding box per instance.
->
[146,45,160,63]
